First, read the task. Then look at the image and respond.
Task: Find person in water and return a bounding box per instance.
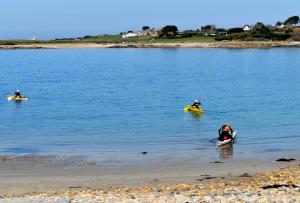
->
[15,89,21,98]
[218,124,233,141]
[191,100,201,109]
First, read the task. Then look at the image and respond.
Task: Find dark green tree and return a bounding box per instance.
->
[253,22,271,34]
[83,35,91,39]
[142,26,150,31]
[251,22,272,40]
[284,16,300,25]
[162,25,178,33]
[161,25,178,37]
[201,25,213,31]
[227,28,244,34]
[254,22,265,29]
[275,21,283,27]
[201,25,216,33]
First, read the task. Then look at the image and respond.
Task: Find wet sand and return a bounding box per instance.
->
[0,41,300,49]
[2,165,298,202]
[0,154,299,201]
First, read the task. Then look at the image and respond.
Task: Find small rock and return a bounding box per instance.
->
[129,195,135,199]
[262,184,296,189]
[69,186,83,189]
[196,176,217,181]
[276,158,296,162]
[204,176,217,180]
[211,161,223,163]
[239,173,252,177]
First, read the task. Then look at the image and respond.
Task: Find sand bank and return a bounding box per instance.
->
[0,41,300,49]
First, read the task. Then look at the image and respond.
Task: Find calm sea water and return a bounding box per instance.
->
[0,48,300,162]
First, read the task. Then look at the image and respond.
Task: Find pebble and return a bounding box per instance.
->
[1,166,300,202]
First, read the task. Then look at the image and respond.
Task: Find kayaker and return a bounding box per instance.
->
[191,100,201,109]
[218,124,233,141]
[15,90,21,98]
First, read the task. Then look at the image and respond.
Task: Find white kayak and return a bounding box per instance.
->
[216,131,237,147]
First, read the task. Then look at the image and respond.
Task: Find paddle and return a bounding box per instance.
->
[209,138,218,143]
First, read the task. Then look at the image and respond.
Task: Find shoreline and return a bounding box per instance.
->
[0,155,299,202]
[0,41,300,49]
[0,154,299,197]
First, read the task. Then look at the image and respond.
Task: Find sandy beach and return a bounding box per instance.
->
[0,154,299,202]
[2,0,300,202]
[0,41,300,49]
[1,42,300,202]
[2,165,299,202]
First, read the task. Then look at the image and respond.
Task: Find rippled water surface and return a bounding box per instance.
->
[0,48,300,161]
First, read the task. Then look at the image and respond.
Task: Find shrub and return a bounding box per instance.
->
[227,28,244,34]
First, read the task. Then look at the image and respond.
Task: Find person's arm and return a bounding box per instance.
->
[230,126,234,134]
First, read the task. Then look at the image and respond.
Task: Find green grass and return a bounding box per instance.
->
[10,33,296,45]
[79,35,152,43]
[0,40,35,45]
[150,35,215,43]
[81,35,123,43]
[80,34,215,43]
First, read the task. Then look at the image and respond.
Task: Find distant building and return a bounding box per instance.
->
[283,25,294,33]
[201,24,216,35]
[266,24,276,31]
[31,36,37,41]
[135,31,149,37]
[121,27,163,39]
[293,26,300,33]
[292,26,300,41]
[150,28,162,37]
[122,32,138,39]
[276,24,285,29]
[243,25,253,31]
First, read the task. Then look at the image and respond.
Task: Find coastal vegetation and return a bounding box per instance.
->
[0,16,299,45]
[60,15,299,43]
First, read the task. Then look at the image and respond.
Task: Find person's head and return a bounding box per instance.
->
[223,125,231,132]
[16,89,20,92]
[194,99,200,104]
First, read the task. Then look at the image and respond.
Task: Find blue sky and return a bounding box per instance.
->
[0,0,299,40]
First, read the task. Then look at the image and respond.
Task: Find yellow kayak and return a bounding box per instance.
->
[183,105,204,113]
[7,96,28,101]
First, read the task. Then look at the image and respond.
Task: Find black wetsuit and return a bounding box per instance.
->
[191,102,201,109]
[218,126,233,141]
[15,92,21,97]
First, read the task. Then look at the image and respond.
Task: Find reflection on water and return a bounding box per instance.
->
[12,100,25,111]
[217,143,234,159]
[191,112,204,119]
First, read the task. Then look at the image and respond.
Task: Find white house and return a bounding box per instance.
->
[122,32,138,39]
[243,25,252,31]
[276,24,285,29]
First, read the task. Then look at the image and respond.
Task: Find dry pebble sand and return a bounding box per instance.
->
[0,41,300,49]
[1,165,300,202]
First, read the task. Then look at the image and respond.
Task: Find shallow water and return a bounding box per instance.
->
[0,48,300,162]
